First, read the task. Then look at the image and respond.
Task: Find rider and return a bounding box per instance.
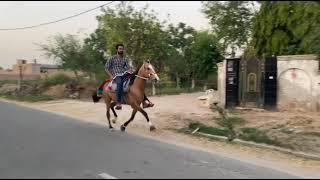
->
[105,43,154,110]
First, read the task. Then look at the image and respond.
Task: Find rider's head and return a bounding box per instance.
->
[116,43,124,55]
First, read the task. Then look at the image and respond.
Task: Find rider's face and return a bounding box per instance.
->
[117,46,124,55]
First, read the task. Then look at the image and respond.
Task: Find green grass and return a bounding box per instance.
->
[226,107,241,115]
[145,86,203,96]
[188,122,229,137]
[174,121,295,149]
[215,116,246,128]
[0,80,42,87]
[0,93,55,102]
[239,128,282,146]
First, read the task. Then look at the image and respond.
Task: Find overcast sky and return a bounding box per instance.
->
[0,1,211,69]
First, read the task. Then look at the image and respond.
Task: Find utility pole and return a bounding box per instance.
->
[18,64,22,92]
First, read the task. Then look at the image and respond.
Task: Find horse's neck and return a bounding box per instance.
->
[131,73,146,92]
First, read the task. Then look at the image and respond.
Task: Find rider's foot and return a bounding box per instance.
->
[143,101,154,108]
[115,103,122,110]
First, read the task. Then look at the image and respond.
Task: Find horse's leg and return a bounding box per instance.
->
[137,107,156,131]
[120,109,138,132]
[105,96,113,130]
[110,101,118,124]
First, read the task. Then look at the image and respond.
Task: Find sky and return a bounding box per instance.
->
[0,1,211,69]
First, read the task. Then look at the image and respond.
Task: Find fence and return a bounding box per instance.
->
[144,79,217,96]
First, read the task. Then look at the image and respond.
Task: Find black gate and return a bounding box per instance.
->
[264,56,277,108]
[225,58,240,108]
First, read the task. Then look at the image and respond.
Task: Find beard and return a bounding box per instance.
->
[117,51,124,55]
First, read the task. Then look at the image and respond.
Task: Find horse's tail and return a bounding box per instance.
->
[92,79,112,103]
[92,91,101,103]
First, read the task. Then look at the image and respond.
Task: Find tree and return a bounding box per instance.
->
[39,34,82,79]
[166,22,196,88]
[82,34,106,80]
[190,31,223,80]
[251,1,320,56]
[39,33,104,80]
[96,3,170,71]
[202,1,257,56]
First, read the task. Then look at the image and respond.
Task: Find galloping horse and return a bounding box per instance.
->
[102,61,160,132]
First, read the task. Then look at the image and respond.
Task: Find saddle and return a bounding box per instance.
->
[105,73,132,93]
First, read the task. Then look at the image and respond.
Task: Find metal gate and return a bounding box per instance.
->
[225,58,240,108]
[264,56,277,108]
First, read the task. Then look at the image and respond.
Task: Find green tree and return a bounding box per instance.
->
[252,1,320,56]
[202,1,256,56]
[96,3,170,71]
[82,34,106,80]
[190,31,223,80]
[166,22,196,88]
[39,33,104,80]
[39,34,83,79]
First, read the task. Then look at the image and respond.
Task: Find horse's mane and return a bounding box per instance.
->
[129,69,139,85]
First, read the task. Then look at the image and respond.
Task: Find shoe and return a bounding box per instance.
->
[115,103,122,110]
[143,102,154,108]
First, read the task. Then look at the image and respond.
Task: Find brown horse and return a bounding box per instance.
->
[102,61,160,132]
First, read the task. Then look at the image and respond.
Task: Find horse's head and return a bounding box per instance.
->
[138,60,160,83]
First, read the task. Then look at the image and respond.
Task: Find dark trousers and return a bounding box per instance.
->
[115,75,150,104]
[114,76,124,103]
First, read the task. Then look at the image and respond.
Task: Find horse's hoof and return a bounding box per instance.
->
[120,125,126,132]
[150,125,156,131]
[112,118,117,124]
[109,127,114,132]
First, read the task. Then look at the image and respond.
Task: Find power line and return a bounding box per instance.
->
[0,1,115,31]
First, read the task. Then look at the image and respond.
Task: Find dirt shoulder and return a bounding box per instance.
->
[1,93,320,178]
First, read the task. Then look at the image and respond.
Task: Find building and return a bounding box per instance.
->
[0,59,78,80]
[217,54,320,112]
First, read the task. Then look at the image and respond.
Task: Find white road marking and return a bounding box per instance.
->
[98,172,117,179]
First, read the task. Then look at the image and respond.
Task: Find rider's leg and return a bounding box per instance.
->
[115,76,124,110]
[143,93,154,108]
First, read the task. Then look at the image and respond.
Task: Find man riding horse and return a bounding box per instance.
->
[95,43,154,110]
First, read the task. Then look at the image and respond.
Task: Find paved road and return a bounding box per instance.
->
[0,101,300,179]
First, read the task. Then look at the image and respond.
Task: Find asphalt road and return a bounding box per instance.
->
[0,101,300,179]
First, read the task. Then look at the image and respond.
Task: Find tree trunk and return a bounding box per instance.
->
[152,82,156,96]
[73,70,79,81]
[203,83,207,91]
[191,79,195,89]
[176,74,181,89]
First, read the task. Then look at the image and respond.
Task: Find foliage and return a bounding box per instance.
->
[252,1,320,56]
[40,73,73,87]
[202,1,257,55]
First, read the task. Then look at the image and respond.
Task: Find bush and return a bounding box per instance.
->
[239,128,282,146]
[210,103,246,141]
[41,74,73,87]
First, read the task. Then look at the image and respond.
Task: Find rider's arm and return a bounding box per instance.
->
[105,58,113,79]
[124,58,130,72]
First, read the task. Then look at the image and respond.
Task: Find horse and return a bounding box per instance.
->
[101,61,160,132]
